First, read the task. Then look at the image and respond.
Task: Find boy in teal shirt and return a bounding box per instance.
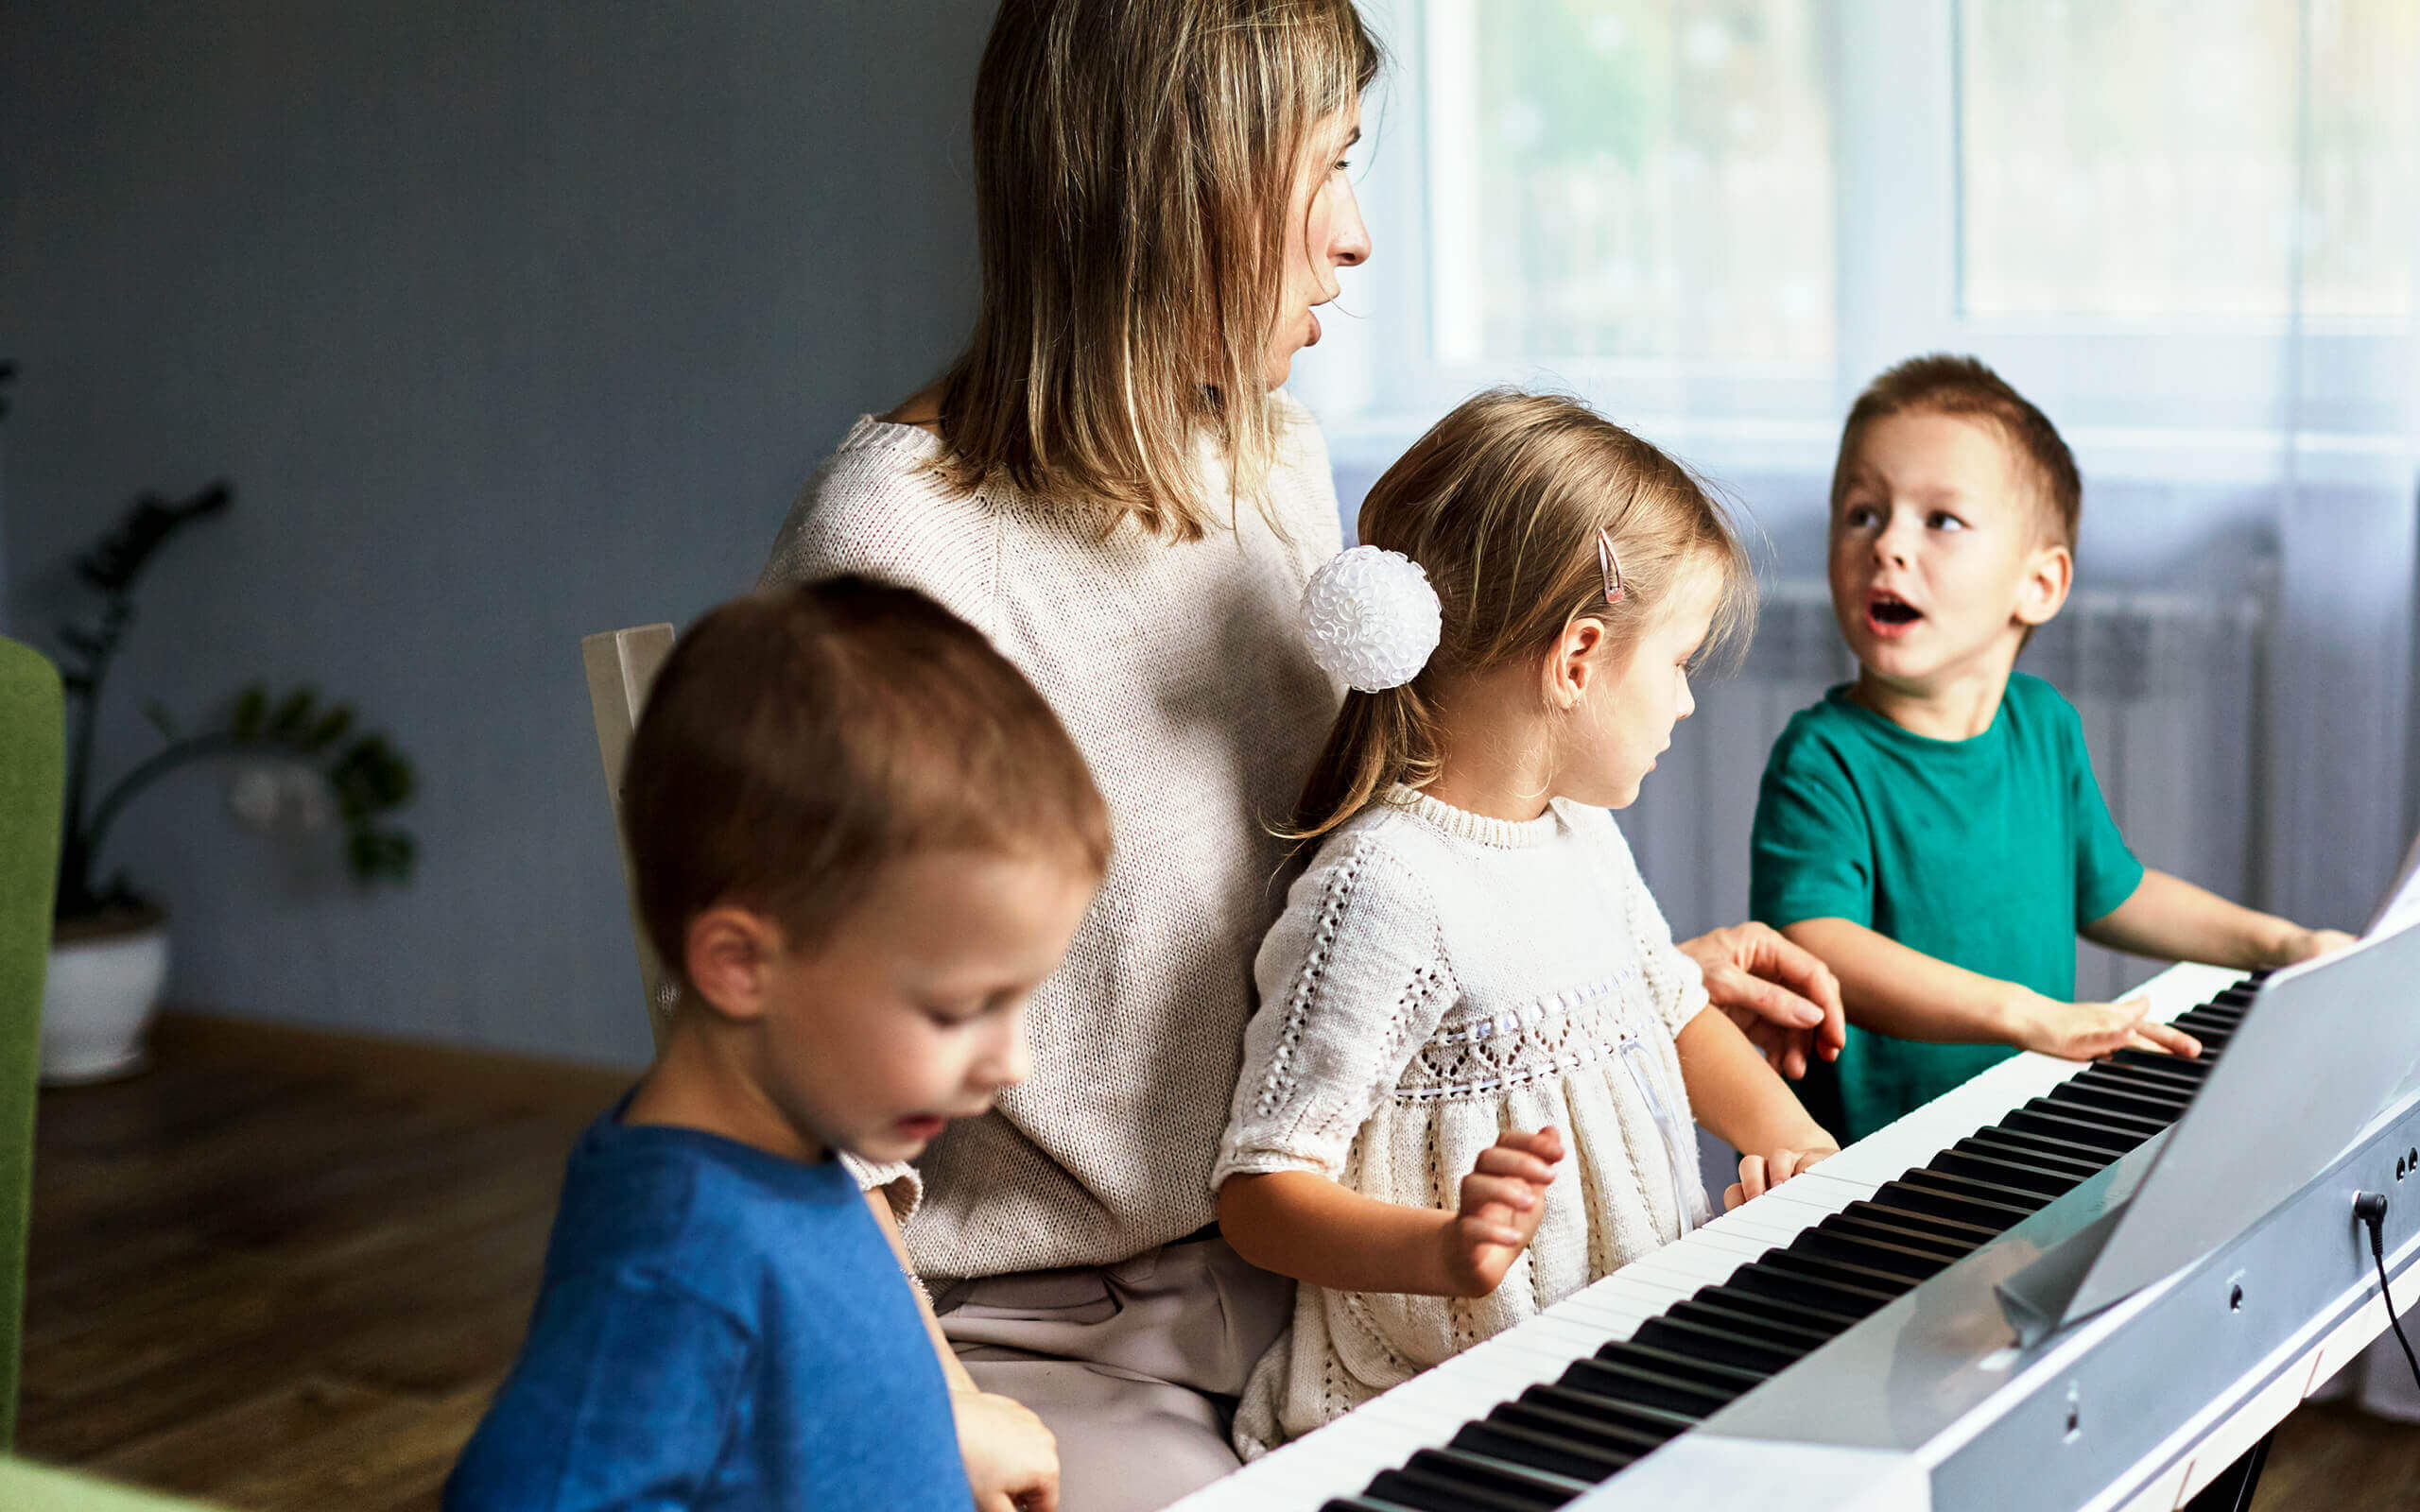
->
[1751,354,2352,1142]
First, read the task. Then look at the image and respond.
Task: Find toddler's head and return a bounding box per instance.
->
[1828,354,2080,696]
[1292,388,1754,836]
[622,577,1109,1164]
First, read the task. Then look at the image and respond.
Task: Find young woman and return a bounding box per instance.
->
[763,4,1842,1506]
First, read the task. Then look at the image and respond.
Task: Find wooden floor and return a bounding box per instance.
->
[16,1012,2420,1509]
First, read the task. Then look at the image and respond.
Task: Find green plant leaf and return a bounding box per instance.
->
[231,684,268,740]
[305,704,354,750]
[268,687,316,740]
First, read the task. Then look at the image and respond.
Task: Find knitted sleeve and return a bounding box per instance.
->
[1213,826,1457,1189]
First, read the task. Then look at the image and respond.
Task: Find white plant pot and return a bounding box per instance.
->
[41,918,169,1085]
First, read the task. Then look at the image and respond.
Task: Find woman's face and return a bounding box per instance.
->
[1265,103,1371,389]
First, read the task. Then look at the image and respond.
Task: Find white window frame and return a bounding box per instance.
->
[1306,0,2420,492]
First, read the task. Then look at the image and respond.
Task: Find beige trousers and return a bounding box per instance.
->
[937,1236,1295,1512]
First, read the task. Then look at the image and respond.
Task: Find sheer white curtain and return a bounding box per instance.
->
[1306,0,2420,942]
[1308,0,2420,1412]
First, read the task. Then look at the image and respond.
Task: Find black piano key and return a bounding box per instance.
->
[2006,1101,2150,1154]
[1594,1339,1765,1396]
[1904,1166,2057,1212]
[1363,1465,1559,1512]
[1670,1292,1853,1344]
[2111,1045,2213,1081]
[1931,1146,2084,1197]
[1453,1419,1635,1483]
[2213,985,2256,1008]
[1561,1355,1734,1418]
[1837,1196,1999,1248]
[1407,1446,1587,1504]
[2168,1012,2235,1043]
[2071,1066,2192,1109]
[1878,1174,2042,1226]
[1792,1224,1952,1280]
[2048,1077,2182,1125]
[1822,1208,1978,1261]
[2090,1061,2204,1099]
[1319,1499,1426,1512]
[1757,1247,1910,1297]
[1724,1259,1893,1316]
[1491,1399,1669,1461]
[1959,1127,2106,1175]
[1519,1383,1695,1443]
[1634,1314,1803,1375]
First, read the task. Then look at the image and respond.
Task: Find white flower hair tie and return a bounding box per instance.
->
[1301,544,1443,693]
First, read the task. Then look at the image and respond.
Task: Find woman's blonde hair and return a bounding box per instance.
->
[1289,389,1757,838]
[934,0,1382,541]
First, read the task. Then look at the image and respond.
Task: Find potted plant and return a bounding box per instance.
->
[43,482,418,1082]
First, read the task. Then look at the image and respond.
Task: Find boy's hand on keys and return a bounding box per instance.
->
[2013,994,2201,1061]
[2280,926,2358,964]
[1724,1143,1836,1211]
[1439,1127,1564,1297]
[953,1390,1060,1512]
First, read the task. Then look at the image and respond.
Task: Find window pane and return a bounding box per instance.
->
[1961,0,2417,321]
[1433,0,1833,363]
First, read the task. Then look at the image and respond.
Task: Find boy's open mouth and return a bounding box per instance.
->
[1866,591,1923,632]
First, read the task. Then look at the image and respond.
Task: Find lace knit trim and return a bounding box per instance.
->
[1381,784,1560,849]
[1397,973,1640,1103]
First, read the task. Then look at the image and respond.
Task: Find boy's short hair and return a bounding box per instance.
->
[1831,353,2082,552]
[623,577,1110,976]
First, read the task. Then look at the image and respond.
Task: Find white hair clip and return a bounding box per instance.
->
[1301,544,1443,693]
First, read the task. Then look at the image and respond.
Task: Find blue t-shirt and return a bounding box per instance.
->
[1750,674,2146,1142]
[445,1100,969,1512]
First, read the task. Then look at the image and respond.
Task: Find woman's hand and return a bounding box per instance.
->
[953,1390,1060,1512]
[1724,1143,1836,1210]
[1437,1127,1564,1297]
[1680,921,1847,1079]
[2007,993,2200,1061]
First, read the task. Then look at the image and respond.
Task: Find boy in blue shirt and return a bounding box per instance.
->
[448,577,1107,1511]
[1751,354,2352,1143]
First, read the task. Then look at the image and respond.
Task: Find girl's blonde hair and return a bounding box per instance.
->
[1289,389,1757,838]
[935,0,1383,541]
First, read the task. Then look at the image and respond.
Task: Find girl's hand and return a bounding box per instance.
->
[953,1390,1060,1512]
[2010,994,2199,1061]
[1437,1127,1564,1297]
[1723,1143,1836,1211]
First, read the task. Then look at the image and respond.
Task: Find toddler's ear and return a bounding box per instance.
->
[2015,541,2074,627]
[683,906,784,1023]
[1547,618,1610,709]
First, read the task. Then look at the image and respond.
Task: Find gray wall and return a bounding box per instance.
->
[1,1,996,1066]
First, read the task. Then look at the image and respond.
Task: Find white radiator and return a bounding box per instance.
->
[1619,579,2266,1005]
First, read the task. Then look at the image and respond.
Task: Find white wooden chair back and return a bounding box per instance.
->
[581,624,679,1051]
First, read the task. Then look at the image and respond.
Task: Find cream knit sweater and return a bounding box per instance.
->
[761,396,1344,1281]
[1216,787,1712,1457]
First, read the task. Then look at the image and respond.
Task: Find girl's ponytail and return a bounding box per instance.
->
[1285,683,1443,841]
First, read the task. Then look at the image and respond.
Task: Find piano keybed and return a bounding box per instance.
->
[1171,961,2256,1512]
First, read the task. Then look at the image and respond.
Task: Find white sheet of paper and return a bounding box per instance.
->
[2365,829,2420,939]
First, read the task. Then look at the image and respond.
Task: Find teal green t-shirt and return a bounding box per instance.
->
[1749,673,2145,1143]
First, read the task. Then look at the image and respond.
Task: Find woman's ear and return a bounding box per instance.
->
[683,906,784,1023]
[1546,618,1608,711]
[2015,541,2074,628]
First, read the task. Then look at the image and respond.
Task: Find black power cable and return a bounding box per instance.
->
[2353,1191,2420,1391]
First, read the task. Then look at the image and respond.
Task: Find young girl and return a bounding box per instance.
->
[1215,389,1841,1455]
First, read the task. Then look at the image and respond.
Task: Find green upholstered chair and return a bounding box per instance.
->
[0,1457,225,1510]
[0,635,63,1450]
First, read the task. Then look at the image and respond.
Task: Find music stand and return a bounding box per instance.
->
[1997,867,2420,1344]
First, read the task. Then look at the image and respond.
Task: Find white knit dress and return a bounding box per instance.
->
[1216,786,1713,1456]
